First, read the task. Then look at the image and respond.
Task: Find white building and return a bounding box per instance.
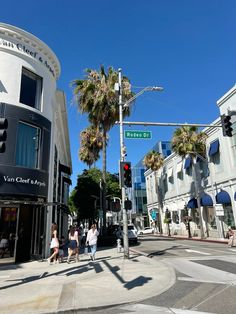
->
[145,85,236,240]
[0,23,71,262]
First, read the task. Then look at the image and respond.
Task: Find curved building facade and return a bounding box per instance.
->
[0,23,71,262]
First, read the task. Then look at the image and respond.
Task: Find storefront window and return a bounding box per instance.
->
[190,208,200,227]
[0,207,18,259]
[223,206,235,229]
[172,211,179,224]
[206,207,217,229]
[15,122,41,169]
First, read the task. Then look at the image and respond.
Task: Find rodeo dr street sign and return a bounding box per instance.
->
[124,130,152,139]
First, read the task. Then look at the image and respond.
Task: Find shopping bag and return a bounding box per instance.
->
[84,246,88,255]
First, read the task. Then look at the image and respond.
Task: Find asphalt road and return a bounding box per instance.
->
[75,236,236,314]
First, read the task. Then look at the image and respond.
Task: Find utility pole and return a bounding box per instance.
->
[118,68,129,259]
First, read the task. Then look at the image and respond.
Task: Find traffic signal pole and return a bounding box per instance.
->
[118,68,129,259]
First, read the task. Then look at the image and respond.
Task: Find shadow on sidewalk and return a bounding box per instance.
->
[102,259,152,290]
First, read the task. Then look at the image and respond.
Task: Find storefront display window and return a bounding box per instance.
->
[15,122,41,169]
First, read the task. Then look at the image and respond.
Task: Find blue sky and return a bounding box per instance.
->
[1,0,236,190]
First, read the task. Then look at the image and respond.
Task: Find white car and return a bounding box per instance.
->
[138,227,155,235]
[116,225,138,244]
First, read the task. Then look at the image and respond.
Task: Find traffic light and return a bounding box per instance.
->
[124,199,132,210]
[0,118,8,153]
[120,161,132,188]
[110,199,121,212]
[221,114,233,137]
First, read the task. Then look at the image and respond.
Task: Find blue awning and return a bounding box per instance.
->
[187,198,198,209]
[216,190,231,204]
[209,139,219,156]
[235,192,236,201]
[184,157,192,169]
[200,194,213,206]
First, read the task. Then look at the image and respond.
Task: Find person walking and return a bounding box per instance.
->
[48,223,59,264]
[227,227,236,247]
[86,223,99,261]
[67,226,79,263]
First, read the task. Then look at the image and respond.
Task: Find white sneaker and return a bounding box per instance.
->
[47,258,51,265]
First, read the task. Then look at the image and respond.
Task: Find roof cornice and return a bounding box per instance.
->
[0,23,60,79]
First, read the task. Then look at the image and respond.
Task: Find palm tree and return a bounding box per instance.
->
[143,150,164,171]
[143,150,164,234]
[79,126,104,168]
[171,125,207,238]
[72,66,133,231]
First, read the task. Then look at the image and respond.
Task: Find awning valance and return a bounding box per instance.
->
[59,162,71,175]
[184,157,192,169]
[209,139,219,156]
[200,193,213,206]
[187,198,198,209]
[216,190,231,204]
[63,177,72,185]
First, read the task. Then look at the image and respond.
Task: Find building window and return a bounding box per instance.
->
[15,121,41,169]
[20,67,42,110]
[198,159,209,179]
[172,211,179,224]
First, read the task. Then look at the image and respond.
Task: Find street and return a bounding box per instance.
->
[76,236,236,314]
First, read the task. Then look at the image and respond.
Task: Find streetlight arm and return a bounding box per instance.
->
[124,86,164,108]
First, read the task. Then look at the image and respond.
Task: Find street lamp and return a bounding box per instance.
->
[117,68,163,259]
[123,86,164,108]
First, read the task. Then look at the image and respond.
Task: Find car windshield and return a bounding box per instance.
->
[128,226,135,230]
[119,226,135,230]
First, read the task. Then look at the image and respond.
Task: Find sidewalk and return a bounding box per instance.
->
[0,247,175,314]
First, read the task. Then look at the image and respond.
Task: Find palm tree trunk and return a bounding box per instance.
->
[192,156,205,239]
[101,130,107,234]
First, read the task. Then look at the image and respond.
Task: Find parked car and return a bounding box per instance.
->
[138,227,155,235]
[116,224,138,244]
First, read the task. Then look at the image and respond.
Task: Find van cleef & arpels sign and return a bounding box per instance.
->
[0,166,48,197]
[3,175,46,187]
[0,37,55,77]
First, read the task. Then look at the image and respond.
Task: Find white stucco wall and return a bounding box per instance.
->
[0,23,60,121]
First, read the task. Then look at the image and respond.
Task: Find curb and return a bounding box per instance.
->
[153,234,228,244]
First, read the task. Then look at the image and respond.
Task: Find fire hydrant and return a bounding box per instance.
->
[117,239,122,253]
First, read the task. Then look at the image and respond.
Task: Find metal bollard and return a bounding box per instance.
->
[117,238,122,253]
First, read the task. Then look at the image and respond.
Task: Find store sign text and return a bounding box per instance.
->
[0,38,55,77]
[3,175,46,187]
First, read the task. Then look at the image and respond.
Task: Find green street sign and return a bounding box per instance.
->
[124,130,152,139]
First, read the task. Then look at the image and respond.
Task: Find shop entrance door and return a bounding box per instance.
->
[0,206,19,263]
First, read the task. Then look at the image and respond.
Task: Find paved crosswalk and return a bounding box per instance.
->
[166,256,236,285]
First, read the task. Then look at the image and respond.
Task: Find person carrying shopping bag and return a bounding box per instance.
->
[47,223,59,264]
[86,223,99,261]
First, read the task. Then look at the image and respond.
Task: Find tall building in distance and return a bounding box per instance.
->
[131,141,172,228]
